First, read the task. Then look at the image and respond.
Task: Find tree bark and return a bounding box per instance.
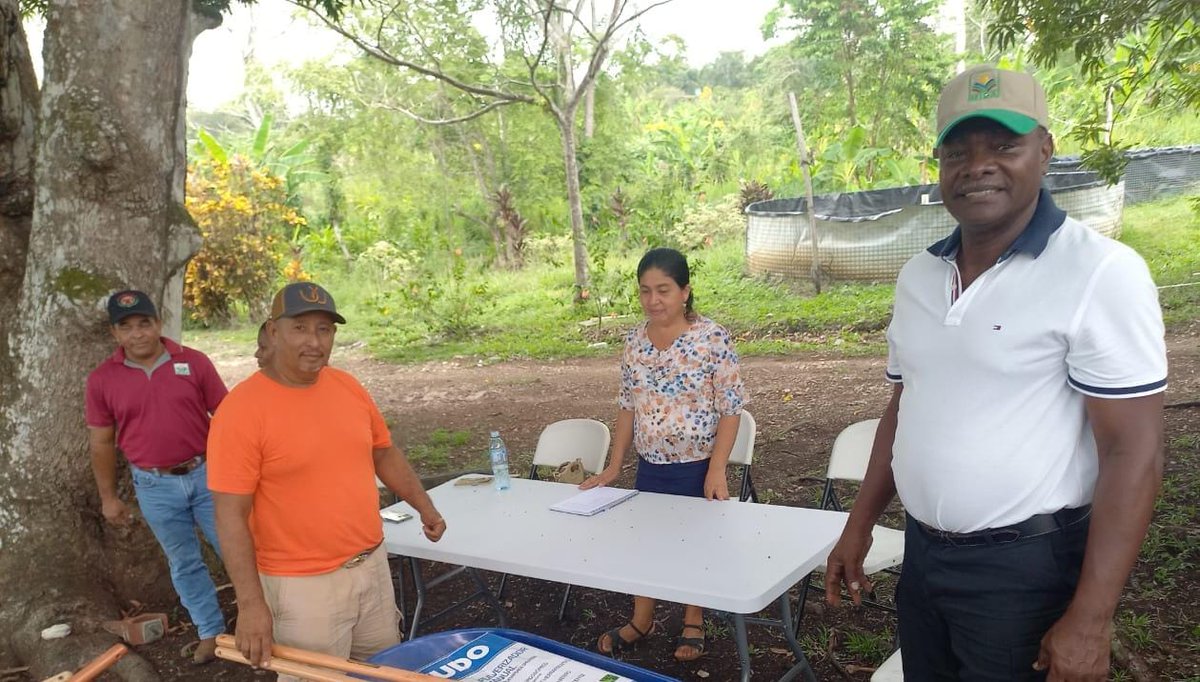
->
[558,111,590,297]
[0,2,213,677]
[0,0,38,406]
[583,82,596,139]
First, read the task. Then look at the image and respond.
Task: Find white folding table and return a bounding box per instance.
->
[382,476,847,681]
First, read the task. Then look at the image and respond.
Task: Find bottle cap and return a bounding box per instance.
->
[490,431,500,437]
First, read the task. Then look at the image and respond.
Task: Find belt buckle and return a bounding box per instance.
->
[344,552,368,569]
[168,464,189,475]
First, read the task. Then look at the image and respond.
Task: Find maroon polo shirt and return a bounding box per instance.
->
[85,338,228,469]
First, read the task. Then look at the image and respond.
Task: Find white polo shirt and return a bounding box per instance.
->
[886,190,1167,533]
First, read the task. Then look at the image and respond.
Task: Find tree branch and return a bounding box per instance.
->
[286,0,536,105]
[522,0,564,119]
[377,99,522,126]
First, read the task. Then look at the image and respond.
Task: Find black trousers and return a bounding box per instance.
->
[897,512,1090,681]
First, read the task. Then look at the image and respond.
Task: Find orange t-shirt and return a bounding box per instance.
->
[207,367,392,576]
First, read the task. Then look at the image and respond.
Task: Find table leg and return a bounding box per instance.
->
[466,568,509,629]
[407,557,428,640]
[776,595,817,682]
[732,614,752,682]
[391,556,407,627]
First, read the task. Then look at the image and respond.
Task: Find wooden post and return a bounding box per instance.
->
[788,93,822,293]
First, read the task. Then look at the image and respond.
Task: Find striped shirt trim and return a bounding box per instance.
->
[1068,376,1167,397]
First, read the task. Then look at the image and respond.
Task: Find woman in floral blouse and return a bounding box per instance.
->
[581,247,747,662]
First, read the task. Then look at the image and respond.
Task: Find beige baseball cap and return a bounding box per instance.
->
[936,65,1048,147]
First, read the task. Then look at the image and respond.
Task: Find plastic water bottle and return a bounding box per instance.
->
[489,431,511,491]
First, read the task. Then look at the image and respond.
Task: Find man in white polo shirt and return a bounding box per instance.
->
[824,65,1167,681]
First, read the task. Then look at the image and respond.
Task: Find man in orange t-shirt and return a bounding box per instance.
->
[208,283,446,673]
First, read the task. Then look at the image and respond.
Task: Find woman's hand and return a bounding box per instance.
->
[704,467,730,501]
[580,466,620,490]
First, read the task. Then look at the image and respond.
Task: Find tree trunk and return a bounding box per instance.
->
[583,82,596,139]
[558,112,590,298]
[0,2,214,678]
[0,0,38,402]
[844,65,858,128]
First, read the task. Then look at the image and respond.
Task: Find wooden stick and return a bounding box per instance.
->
[788,91,823,294]
[215,635,438,682]
[215,646,356,681]
[67,643,128,681]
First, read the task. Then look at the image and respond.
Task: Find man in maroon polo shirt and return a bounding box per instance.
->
[85,290,229,664]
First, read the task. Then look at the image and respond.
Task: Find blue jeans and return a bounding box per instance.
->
[130,461,226,639]
[897,512,1089,680]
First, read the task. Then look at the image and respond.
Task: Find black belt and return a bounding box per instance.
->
[915,505,1092,547]
[144,454,206,476]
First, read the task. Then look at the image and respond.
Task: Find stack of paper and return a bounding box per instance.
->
[549,487,639,516]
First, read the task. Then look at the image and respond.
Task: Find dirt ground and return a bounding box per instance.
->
[60,330,1199,682]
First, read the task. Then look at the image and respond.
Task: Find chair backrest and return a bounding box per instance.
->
[531,419,610,475]
[728,411,757,466]
[826,418,881,482]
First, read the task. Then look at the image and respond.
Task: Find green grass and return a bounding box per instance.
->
[406,428,473,468]
[1118,197,1200,328]
[842,627,894,665]
[183,195,1196,363]
[360,238,897,363]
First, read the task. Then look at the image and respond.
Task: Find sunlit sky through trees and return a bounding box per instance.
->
[184,0,781,111]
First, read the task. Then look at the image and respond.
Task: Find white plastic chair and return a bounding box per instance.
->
[528,418,610,481]
[794,419,905,633]
[819,419,905,575]
[499,418,611,619]
[872,649,903,681]
[728,411,758,502]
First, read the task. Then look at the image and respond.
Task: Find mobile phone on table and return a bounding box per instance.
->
[380,510,413,523]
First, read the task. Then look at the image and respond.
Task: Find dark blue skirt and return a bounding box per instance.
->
[634,457,709,498]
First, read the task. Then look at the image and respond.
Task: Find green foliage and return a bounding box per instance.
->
[982,0,1199,183]
[378,247,495,342]
[667,194,746,251]
[184,157,302,324]
[765,0,953,154]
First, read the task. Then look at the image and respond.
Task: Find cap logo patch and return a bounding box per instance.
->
[116,293,139,308]
[298,285,328,304]
[968,71,999,102]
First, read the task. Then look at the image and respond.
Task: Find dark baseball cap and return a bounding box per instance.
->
[269,282,346,324]
[107,290,158,324]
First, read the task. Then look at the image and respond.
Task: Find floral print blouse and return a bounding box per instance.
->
[618,316,747,464]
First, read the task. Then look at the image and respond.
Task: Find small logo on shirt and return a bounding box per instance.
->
[992,324,1003,331]
[173,363,191,376]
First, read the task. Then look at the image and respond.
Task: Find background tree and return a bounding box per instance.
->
[290,0,676,300]
[0,0,344,677]
[764,0,953,154]
[981,0,1199,181]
